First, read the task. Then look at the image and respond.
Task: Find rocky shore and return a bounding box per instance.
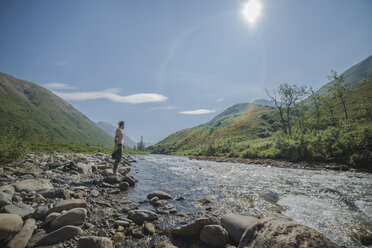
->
[187,155,369,173]
[0,152,341,247]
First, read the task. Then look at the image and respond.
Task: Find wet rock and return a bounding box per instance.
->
[144,222,156,235]
[221,213,258,244]
[6,218,36,248]
[260,191,279,204]
[13,179,54,192]
[172,218,210,236]
[127,210,159,225]
[200,225,228,247]
[176,196,185,201]
[76,163,92,174]
[238,217,337,248]
[124,176,136,186]
[196,197,212,205]
[50,199,87,212]
[39,188,69,199]
[103,175,124,184]
[50,208,87,229]
[121,203,138,213]
[346,221,372,246]
[150,197,159,205]
[78,236,104,247]
[36,225,83,246]
[3,203,35,219]
[0,214,23,240]
[0,191,12,208]
[147,190,172,200]
[119,182,129,191]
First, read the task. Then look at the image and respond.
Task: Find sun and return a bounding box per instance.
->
[243,0,262,24]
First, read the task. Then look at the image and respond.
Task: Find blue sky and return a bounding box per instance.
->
[1,0,371,143]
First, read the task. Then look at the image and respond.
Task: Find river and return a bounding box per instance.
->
[122,154,372,248]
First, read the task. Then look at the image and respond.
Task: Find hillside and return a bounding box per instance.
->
[149,103,280,154]
[0,72,113,147]
[97,121,137,147]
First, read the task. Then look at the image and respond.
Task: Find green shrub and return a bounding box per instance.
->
[0,128,29,165]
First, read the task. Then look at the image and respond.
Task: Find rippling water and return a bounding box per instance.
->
[124,154,372,248]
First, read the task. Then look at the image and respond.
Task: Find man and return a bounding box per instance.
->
[113,121,125,175]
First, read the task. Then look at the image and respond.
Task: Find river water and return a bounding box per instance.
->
[123,154,372,248]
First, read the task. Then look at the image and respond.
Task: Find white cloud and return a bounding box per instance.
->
[56,61,68,66]
[216,98,224,103]
[53,88,168,104]
[44,82,76,90]
[180,109,216,115]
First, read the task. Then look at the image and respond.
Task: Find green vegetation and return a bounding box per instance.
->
[149,55,372,169]
[0,72,113,147]
[0,128,29,165]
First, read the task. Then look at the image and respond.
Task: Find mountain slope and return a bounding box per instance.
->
[149,103,280,154]
[0,72,113,147]
[97,121,137,147]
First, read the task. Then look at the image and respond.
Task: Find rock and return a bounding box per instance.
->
[155,241,178,248]
[32,205,49,220]
[196,197,212,205]
[176,196,185,201]
[6,218,36,248]
[172,218,210,236]
[90,190,99,197]
[13,179,54,192]
[103,175,124,184]
[119,182,129,191]
[50,208,87,229]
[113,232,125,246]
[0,191,13,208]
[0,185,15,195]
[346,221,372,246]
[3,203,35,219]
[77,236,112,248]
[124,176,136,186]
[144,222,156,235]
[76,163,92,174]
[0,214,23,240]
[260,191,279,204]
[34,194,47,203]
[150,197,159,205]
[127,210,159,225]
[121,203,138,213]
[36,225,83,246]
[50,199,87,212]
[147,190,172,200]
[200,225,228,247]
[114,220,130,227]
[98,230,107,237]
[38,188,69,199]
[238,217,337,248]
[45,212,61,223]
[221,213,258,244]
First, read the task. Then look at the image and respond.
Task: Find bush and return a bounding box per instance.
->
[0,128,29,165]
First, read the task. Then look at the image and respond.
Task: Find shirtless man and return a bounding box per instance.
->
[113,121,124,175]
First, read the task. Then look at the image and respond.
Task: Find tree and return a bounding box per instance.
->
[322,95,336,126]
[309,86,321,127]
[266,88,287,134]
[137,136,145,151]
[327,70,349,119]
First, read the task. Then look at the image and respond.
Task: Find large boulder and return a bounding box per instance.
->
[127,210,158,225]
[3,203,35,219]
[0,214,23,240]
[221,213,258,243]
[172,218,210,236]
[6,218,36,248]
[50,208,87,229]
[147,190,172,200]
[200,225,228,247]
[238,217,337,248]
[36,225,83,246]
[50,199,87,213]
[0,185,15,195]
[13,179,53,192]
[77,236,112,248]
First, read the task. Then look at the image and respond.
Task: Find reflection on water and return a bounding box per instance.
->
[124,154,372,248]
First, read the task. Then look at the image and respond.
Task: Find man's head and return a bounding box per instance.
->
[118,121,125,129]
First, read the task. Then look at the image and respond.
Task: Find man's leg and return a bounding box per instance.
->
[113,145,122,174]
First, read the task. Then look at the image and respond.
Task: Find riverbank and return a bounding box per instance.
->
[0,152,368,247]
[187,155,372,173]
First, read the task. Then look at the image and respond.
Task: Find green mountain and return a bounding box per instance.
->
[0,72,113,147]
[96,121,137,147]
[149,103,280,154]
[317,54,372,95]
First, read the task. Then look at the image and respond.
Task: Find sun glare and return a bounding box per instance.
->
[243,0,262,24]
